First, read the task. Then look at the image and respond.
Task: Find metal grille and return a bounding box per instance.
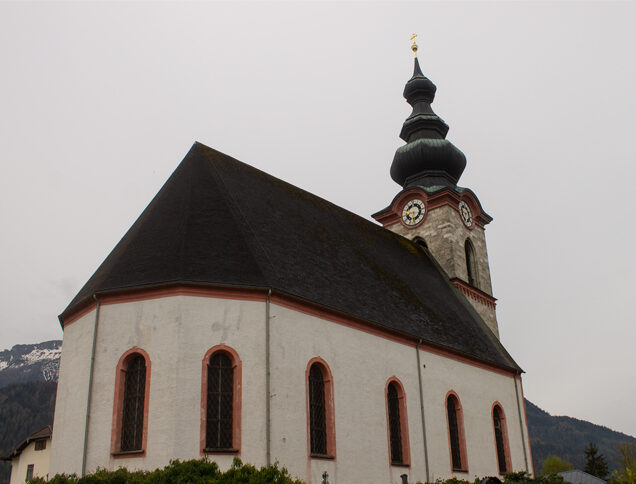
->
[206,353,234,449]
[447,396,463,470]
[494,407,508,473]
[309,364,327,455]
[387,383,404,464]
[120,355,146,452]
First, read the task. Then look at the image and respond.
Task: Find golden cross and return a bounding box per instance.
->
[410,33,418,57]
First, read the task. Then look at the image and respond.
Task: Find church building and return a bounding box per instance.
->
[50,44,533,484]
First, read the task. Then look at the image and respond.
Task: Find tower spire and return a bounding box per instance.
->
[390,38,466,188]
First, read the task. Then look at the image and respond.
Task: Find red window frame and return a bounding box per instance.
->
[446,390,468,473]
[200,344,242,455]
[385,377,411,467]
[110,347,151,457]
[492,402,512,474]
[305,357,336,460]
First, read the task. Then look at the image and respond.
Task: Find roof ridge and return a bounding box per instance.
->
[200,144,276,288]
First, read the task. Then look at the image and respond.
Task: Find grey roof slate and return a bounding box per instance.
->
[559,470,607,484]
[60,142,520,372]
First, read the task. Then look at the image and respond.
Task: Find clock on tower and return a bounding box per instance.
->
[372,47,500,338]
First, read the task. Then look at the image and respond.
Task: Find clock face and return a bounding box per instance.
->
[402,199,426,226]
[458,201,473,227]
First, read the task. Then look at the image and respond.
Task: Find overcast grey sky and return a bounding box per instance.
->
[2,1,635,438]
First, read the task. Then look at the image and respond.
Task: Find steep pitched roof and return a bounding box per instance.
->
[61,142,520,372]
[1,426,52,461]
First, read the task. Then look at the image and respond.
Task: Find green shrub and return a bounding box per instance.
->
[33,461,565,484]
[28,458,303,484]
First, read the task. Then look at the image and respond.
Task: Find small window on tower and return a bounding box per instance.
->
[465,239,478,288]
[414,237,428,250]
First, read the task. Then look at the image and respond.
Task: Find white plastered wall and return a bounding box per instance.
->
[50,310,95,475]
[9,441,51,484]
[268,303,532,484]
[50,294,532,483]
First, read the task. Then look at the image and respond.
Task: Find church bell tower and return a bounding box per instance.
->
[373,38,500,337]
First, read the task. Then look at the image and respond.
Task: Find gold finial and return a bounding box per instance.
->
[410,33,418,58]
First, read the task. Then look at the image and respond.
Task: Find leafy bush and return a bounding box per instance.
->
[414,471,564,484]
[31,461,575,484]
[29,458,303,484]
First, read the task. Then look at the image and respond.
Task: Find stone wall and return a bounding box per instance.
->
[387,205,499,337]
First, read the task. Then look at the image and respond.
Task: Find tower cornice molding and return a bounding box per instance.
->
[450,278,497,310]
[372,186,492,229]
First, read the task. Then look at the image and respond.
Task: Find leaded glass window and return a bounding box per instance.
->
[120,354,146,452]
[387,382,404,464]
[494,406,508,473]
[447,395,463,470]
[206,353,234,449]
[309,364,327,455]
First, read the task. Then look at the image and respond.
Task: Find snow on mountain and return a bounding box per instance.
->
[0,340,62,387]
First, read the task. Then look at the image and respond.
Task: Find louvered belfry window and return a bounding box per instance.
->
[494,406,508,473]
[120,354,146,452]
[465,239,477,287]
[206,353,234,449]
[309,364,327,455]
[387,382,404,464]
[447,396,463,470]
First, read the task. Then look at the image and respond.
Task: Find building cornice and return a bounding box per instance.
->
[60,283,519,376]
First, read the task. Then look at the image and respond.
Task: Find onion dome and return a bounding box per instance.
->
[390,57,466,188]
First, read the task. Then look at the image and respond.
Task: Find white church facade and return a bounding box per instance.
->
[50,48,533,484]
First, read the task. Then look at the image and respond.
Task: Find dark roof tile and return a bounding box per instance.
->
[60,142,520,372]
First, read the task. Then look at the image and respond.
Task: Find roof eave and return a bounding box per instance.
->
[59,281,521,375]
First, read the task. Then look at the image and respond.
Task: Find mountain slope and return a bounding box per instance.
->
[0,380,57,484]
[0,340,61,387]
[526,399,636,474]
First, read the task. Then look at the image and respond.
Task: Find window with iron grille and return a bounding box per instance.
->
[120,354,146,452]
[447,395,463,470]
[206,353,234,449]
[308,364,327,455]
[387,382,404,464]
[493,406,508,473]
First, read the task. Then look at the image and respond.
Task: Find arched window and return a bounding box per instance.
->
[492,403,511,474]
[112,348,151,455]
[386,378,410,466]
[446,392,468,472]
[414,237,428,250]
[201,346,241,453]
[465,239,477,287]
[306,358,336,458]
